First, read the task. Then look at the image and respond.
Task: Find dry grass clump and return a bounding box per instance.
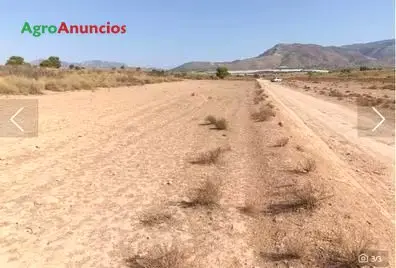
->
[237,199,262,216]
[0,76,44,94]
[261,237,306,262]
[381,84,395,90]
[204,115,217,124]
[328,89,344,98]
[179,179,221,208]
[251,105,276,122]
[253,95,265,104]
[126,245,187,268]
[139,210,172,226]
[294,157,316,173]
[214,118,228,130]
[356,96,371,106]
[265,183,330,214]
[253,88,268,104]
[255,89,264,95]
[322,230,376,268]
[356,95,385,107]
[274,137,289,147]
[189,146,230,165]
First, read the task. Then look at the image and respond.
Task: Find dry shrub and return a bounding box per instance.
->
[265,183,330,214]
[126,245,186,268]
[266,102,275,109]
[189,146,230,165]
[237,199,262,216]
[295,158,316,173]
[261,236,306,261]
[251,106,276,122]
[382,84,395,90]
[295,145,304,152]
[255,89,264,95]
[253,95,265,104]
[328,89,344,97]
[368,85,377,89]
[274,137,289,147]
[139,210,172,226]
[205,115,217,124]
[214,118,228,130]
[180,179,221,208]
[356,96,371,106]
[323,230,376,268]
[0,76,44,94]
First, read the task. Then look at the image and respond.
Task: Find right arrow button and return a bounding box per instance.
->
[371,107,385,132]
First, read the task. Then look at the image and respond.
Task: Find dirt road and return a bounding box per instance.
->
[0,80,394,267]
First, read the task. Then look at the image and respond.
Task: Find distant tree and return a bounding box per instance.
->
[151,69,165,76]
[340,68,351,74]
[136,67,141,71]
[40,56,61,68]
[69,64,75,69]
[216,66,229,79]
[360,66,370,71]
[120,65,125,69]
[6,56,25,65]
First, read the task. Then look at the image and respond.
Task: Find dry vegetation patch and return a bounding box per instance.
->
[251,105,276,122]
[274,137,289,147]
[139,210,173,227]
[322,230,376,268]
[189,146,230,165]
[0,66,180,94]
[179,179,221,208]
[265,183,330,215]
[125,245,187,268]
[294,157,317,173]
[204,115,217,124]
[213,118,228,130]
[261,237,306,262]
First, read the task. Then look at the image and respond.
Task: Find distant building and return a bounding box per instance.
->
[207,68,329,75]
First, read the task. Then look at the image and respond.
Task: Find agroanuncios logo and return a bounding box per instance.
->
[21,21,127,37]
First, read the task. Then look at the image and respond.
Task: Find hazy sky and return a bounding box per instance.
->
[0,0,394,68]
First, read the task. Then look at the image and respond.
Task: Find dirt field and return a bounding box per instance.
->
[0,80,394,267]
[283,71,395,112]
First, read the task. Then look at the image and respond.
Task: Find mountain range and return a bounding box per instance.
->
[173,39,395,71]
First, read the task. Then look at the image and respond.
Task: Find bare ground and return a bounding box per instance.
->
[0,80,394,267]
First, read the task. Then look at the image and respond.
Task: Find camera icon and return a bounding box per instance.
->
[358,253,369,264]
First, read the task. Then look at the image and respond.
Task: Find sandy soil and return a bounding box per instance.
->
[284,79,396,111]
[0,80,394,267]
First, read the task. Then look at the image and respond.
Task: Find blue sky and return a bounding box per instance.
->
[0,0,394,68]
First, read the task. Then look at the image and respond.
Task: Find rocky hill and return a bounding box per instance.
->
[173,39,395,71]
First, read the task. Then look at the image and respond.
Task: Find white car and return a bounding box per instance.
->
[271,77,283,82]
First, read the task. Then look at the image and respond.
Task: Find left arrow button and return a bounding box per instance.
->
[10,107,25,132]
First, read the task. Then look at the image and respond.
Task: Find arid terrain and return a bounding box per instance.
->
[0,79,394,267]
